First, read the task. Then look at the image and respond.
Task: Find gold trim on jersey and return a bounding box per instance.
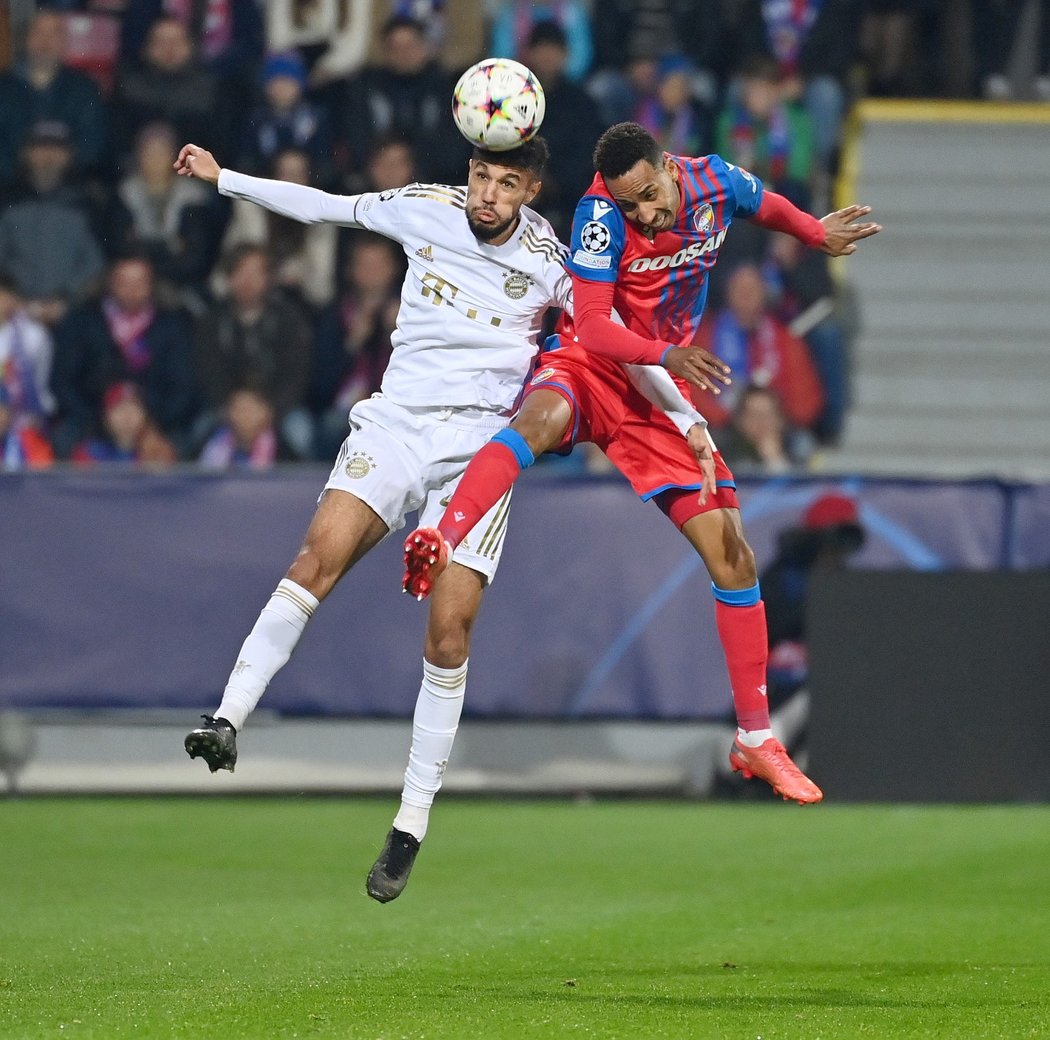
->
[403,183,467,209]
[521,224,568,263]
[476,491,512,559]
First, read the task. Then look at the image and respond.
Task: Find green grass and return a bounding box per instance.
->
[2,799,1049,1039]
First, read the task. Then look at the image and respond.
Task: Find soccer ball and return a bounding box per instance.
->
[452,58,546,151]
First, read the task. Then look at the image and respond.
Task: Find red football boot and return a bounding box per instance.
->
[729,737,823,804]
[402,526,452,601]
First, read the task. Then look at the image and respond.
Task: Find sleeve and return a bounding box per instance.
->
[572,275,670,365]
[565,194,626,284]
[624,364,708,437]
[750,190,827,249]
[715,156,765,217]
[217,168,373,228]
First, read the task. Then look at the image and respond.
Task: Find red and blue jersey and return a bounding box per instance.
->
[564,155,764,348]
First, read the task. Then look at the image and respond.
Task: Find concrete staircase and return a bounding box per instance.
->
[823,102,1050,479]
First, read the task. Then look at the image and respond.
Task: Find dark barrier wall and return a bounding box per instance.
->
[808,572,1050,801]
[1,470,1044,718]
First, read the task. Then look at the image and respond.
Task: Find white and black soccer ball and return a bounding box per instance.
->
[452,58,545,151]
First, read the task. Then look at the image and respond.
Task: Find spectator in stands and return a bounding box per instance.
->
[717,383,814,473]
[310,234,402,459]
[971,0,1050,101]
[762,232,850,444]
[109,121,215,299]
[0,121,106,328]
[634,54,709,162]
[71,379,177,465]
[363,135,417,194]
[589,1,723,127]
[217,147,338,310]
[0,383,54,470]
[692,263,824,436]
[339,15,465,183]
[199,386,293,469]
[861,0,937,98]
[0,9,108,183]
[51,253,199,457]
[265,0,374,88]
[487,0,593,83]
[521,20,603,239]
[120,0,263,87]
[716,54,815,209]
[195,244,312,458]
[114,16,229,163]
[238,51,333,185]
[725,0,861,174]
[0,270,57,437]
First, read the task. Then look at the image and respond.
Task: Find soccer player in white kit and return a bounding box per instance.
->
[173,137,714,902]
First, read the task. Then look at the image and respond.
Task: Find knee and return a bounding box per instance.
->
[709,534,758,591]
[286,546,337,601]
[424,624,471,669]
[512,402,568,456]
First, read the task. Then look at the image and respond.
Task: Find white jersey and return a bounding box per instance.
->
[218,170,572,413]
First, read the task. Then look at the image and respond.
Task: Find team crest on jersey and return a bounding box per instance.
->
[344,452,376,479]
[531,366,557,384]
[692,203,714,233]
[503,271,530,299]
[580,220,611,253]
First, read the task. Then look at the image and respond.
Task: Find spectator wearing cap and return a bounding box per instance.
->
[748,493,866,758]
[52,253,200,457]
[0,270,57,436]
[339,15,464,184]
[520,20,603,240]
[0,120,106,328]
[114,16,231,163]
[238,51,333,183]
[0,9,109,183]
[0,383,55,471]
[487,0,594,83]
[71,379,178,465]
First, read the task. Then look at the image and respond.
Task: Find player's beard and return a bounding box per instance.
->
[467,209,516,242]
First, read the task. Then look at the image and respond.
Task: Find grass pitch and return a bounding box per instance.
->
[2,798,1048,1039]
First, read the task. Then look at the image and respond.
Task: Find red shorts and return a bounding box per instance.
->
[526,338,738,513]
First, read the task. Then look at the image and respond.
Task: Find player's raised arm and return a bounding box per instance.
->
[174,142,362,226]
[748,188,881,255]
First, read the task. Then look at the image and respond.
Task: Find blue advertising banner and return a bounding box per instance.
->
[0,470,1043,718]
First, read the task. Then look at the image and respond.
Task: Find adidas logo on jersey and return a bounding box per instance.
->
[415,244,434,262]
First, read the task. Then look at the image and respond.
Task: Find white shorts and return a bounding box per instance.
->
[323,395,513,583]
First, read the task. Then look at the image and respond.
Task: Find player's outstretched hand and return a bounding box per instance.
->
[662,346,731,394]
[174,143,221,185]
[687,423,716,505]
[820,204,881,256]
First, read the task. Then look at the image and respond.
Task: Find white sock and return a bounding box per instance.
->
[392,657,467,843]
[737,727,774,748]
[213,579,318,731]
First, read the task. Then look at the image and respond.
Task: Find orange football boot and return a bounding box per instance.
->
[402,526,452,601]
[729,737,823,804]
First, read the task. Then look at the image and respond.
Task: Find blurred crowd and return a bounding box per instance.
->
[1,0,1045,474]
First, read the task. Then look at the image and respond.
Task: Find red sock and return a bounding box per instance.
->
[715,600,771,732]
[438,441,522,548]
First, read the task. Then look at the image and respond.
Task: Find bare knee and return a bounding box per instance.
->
[286,546,340,601]
[424,620,472,669]
[708,533,758,591]
[511,392,571,456]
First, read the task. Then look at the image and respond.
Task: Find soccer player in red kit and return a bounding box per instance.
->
[403,122,880,803]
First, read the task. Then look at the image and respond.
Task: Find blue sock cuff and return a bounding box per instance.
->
[492,428,535,469]
[711,581,761,606]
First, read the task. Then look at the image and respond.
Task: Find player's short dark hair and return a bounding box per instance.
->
[593,122,663,180]
[472,135,549,179]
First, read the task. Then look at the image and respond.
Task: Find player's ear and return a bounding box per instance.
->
[665,156,679,181]
[523,176,541,205]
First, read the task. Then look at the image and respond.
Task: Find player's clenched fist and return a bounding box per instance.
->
[662,345,732,394]
[174,144,221,185]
